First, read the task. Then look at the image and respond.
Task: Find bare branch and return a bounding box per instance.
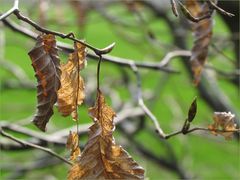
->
[0,0,114,55]
[130,63,166,138]
[0,0,19,20]
[0,129,73,165]
[166,127,240,139]
[177,0,213,23]
[207,0,235,17]
[170,0,179,17]
[1,18,180,73]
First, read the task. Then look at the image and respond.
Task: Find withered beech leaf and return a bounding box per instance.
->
[28,34,61,132]
[186,0,213,85]
[208,112,237,140]
[66,131,81,161]
[187,97,197,122]
[57,42,86,120]
[68,91,145,180]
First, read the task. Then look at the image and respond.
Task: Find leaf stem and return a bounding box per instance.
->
[97,55,103,91]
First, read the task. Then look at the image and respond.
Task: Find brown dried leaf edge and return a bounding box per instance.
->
[57,42,86,120]
[66,131,81,161]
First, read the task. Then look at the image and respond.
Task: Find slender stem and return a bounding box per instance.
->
[97,55,103,91]
[207,0,235,17]
[0,129,73,166]
[130,63,166,138]
[170,0,179,17]
[165,127,240,139]
[177,0,213,23]
[0,0,19,20]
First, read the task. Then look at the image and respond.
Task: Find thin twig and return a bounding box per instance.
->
[1,106,145,151]
[0,0,19,20]
[177,0,213,23]
[0,122,64,144]
[0,129,73,166]
[13,10,115,55]
[207,0,235,17]
[166,127,240,139]
[170,0,179,17]
[97,55,102,91]
[0,0,114,55]
[1,18,180,73]
[211,43,235,64]
[130,63,166,138]
[118,126,189,179]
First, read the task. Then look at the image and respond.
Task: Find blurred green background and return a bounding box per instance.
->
[0,0,239,179]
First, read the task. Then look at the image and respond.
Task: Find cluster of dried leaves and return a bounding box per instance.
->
[26,1,238,179]
[28,34,144,179]
[28,34,86,131]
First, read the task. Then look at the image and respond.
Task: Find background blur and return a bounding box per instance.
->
[0,0,239,179]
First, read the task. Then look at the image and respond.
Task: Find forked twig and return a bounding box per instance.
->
[0,0,19,20]
[130,63,166,138]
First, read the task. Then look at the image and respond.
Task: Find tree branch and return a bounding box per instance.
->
[1,18,180,73]
[0,0,114,55]
[0,129,73,165]
[0,0,19,20]
[130,63,166,138]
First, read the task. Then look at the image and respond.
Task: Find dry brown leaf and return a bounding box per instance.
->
[57,42,86,120]
[28,34,61,131]
[68,91,145,180]
[66,131,81,161]
[208,112,237,140]
[186,1,213,85]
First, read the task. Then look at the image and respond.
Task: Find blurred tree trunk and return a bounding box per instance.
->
[218,1,239,86]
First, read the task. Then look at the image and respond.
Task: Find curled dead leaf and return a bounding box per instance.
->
[208,112,237,140]
[186,0,213,85]
[28,34,61,131]
[57,42,86,120]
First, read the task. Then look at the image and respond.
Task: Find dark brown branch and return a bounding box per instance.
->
[0,122,64,145]
[0,129,73,165]
[207,0,235,17]
[1,18,180,73]
[0,0,114,55]
[6,155,62,179]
